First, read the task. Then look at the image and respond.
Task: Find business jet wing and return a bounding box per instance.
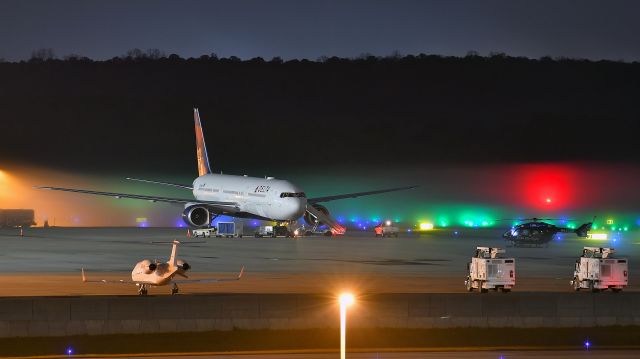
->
[81,268,133,284]
[307,185,417,204]
[34,186,238,209]
[172,266,244,284]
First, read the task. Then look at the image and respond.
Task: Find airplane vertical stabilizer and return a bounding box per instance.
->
[194,108,212,176]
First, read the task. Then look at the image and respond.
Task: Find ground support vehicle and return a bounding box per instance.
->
[571,247,628,292]
[465,247,516,293]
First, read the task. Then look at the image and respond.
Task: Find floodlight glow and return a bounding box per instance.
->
[339,293,355,359]
[587,233,608,240]
[546,198,551,203]
[385,220,391,226]
[419,222,434,231]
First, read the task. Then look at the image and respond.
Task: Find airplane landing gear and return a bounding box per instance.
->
[137,284,148,296]
[171,283,179,295]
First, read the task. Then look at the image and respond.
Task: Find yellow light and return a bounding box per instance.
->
[339,292,355,359]
[419,222,434,231]
[606,219,614,225]
[587,233,608,240]
[135,217,148,223]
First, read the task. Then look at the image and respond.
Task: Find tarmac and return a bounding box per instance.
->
[0,227,638,296]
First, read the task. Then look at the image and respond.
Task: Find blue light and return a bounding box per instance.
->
[66,346,73,356]
[584,340,591,350]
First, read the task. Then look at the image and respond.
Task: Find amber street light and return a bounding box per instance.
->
[339,293,355,359]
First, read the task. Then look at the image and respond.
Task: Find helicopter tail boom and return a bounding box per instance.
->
[575,222,592,237]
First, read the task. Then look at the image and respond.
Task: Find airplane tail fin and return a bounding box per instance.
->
[575,222,592,237]
[169,240,180,267]
[194,108,212,177]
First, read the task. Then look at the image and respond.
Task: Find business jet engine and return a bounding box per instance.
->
[304,204,330,226]
[176,259,191,271]
[182,205,210,228]
[139,259,157,274]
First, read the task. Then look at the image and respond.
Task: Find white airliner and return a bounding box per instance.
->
[36,109,415,234]
[81,240,243,295]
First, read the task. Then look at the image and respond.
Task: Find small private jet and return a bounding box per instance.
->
[81,240,243,295]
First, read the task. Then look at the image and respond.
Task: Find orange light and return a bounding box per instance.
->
[339,293,355,306]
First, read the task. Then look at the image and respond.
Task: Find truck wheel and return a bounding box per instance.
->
[573,278,581,291]
[589,281,599,293]
[612,288,622,293]
[465,278,473,292]
[477,281,488,293]
[501,287,511,293]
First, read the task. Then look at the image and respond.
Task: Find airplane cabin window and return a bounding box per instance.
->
[280,192,307,198]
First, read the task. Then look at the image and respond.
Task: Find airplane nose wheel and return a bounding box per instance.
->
[138,284,148,296]
[171,284,179,295]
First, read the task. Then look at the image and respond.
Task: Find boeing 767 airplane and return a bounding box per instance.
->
[36,109,415,234]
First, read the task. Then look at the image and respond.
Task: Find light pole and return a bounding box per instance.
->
[339,293,355,359]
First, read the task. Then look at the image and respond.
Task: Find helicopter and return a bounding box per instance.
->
[501,217,592,247]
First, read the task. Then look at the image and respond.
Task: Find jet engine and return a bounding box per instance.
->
[182,205,210,228]
[139,259,157,274]
[176,259,191,271]
[304,204,330,226]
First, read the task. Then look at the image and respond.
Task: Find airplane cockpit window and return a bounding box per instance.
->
[280,192,307,198]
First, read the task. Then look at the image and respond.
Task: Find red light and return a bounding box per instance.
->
[510,270,514,278]
[546,198,552,203]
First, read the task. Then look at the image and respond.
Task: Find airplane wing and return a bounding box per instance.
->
[172,266,244,284]
[81,268,133,284]
[125,177,194,190]
[307,185,417,204]
[34,186,239,210]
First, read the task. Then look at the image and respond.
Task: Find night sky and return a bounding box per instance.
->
[1,0,640,61]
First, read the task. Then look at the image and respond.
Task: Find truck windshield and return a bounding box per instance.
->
[280,192,306,198]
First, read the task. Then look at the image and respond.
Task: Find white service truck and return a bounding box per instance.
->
[192,228,215,238]
[465,247,516,293]
[571,247,628,292]
[374,222,400,237]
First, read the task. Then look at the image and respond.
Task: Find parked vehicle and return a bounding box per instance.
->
[465,247,516,293]
[571,247,628,292]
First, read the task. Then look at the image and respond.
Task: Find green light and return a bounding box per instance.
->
[592,224,598,230]
[611,226,617,231]
[624,227,629,231]
[481,220,489,226]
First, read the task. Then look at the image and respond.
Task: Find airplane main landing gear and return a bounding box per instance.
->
[171,283,179,295]
[137,284,148,296]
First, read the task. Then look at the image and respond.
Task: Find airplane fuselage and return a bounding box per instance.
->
[191,174,307,221]
[131,261,177,286]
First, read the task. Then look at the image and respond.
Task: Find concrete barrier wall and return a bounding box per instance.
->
[0,293,639,337]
